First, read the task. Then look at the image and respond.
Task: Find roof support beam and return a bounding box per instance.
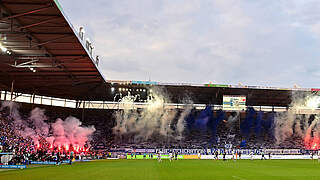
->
[9,54,86,58]
[6,70,99,73]
[11,59,38,68]
[0,5,53,21]
[11,14,60,18]
[4,74,99,77]
[21,35,74,48]
[0,31,73,35]
[2,2,49,6]
[18,17,60,30]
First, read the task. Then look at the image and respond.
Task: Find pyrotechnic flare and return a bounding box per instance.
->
[0,101,95,152]
[274,92,320,149]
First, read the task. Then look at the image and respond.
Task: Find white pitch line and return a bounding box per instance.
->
[232,175,247,180]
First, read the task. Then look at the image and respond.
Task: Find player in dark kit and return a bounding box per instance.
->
[223,151,226,161]
[56,151,61,165]
[261,151,266,160]
[69,151,74,165]
[214,151,219,160]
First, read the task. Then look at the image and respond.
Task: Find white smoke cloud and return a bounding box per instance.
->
[274,92,320,149]
[113,87,193,143]
[176,104,193,140]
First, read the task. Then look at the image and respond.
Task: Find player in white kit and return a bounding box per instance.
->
[157,152,162,162]
[232,149,235,161]
[250,151,254,160]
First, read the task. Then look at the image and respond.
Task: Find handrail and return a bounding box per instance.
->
[1,90,319,114]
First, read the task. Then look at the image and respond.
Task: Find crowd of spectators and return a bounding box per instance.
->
[0,102,310,165]
[0,106,105,165]
[110,110,306,150]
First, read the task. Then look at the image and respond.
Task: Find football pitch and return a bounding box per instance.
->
[1,159,320,180]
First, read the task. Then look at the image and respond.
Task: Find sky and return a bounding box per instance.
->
[58,0,320,88]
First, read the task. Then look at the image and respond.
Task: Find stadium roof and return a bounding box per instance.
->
[0,0,312,107]
[0,0,112,101]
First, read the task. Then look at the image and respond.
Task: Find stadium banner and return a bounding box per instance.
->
[177,155,184,159]
[200,155,215,159]
[201,155,250,160]
[107,80,132,84]
[265,149,301,155]
[31,161,57,165]
[131,149,156,153]
[127,149,205,154]
[125,148,133,152]
[127,154,154,159]
[131,81,158,85]
[0,152,13,155]
[183,155,199,159]
[270,155,313,159]
[0,165,26,169]
[127,154,183,159]
[134,149,147,153]
[200,155,315,160]
[126,149,253,155]
[120,149,303,155]
[31,160,69,165]
[204,84,230,88]
[157,149,205,154]
[201,155,242,159]
[223,95,246,111]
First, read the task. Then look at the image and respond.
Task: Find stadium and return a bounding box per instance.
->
[1,0,320,180]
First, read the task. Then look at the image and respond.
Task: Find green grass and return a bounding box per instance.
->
[1,159,320,180]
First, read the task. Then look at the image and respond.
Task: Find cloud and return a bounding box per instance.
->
[58,0,320,87]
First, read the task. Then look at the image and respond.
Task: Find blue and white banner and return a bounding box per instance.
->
[0,165,26,169]
[201,155,315,160]
[0,152,13,155]
[31,161,57,165]
[31,160,69,165]
[123,148,303,155]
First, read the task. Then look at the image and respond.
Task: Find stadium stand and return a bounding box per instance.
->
[0,0,319,167]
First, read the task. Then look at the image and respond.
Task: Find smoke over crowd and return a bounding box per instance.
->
[274,92,320,149]
[113,88,320,149]
[113,88,193,143]
[0,101,95,152]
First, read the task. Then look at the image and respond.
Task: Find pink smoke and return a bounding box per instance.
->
[1,101,96,152]
[49,117,95,148]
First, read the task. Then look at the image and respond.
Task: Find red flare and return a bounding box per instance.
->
[74,145,80,153]
[304,136,320,150]
[65,144,69,151]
